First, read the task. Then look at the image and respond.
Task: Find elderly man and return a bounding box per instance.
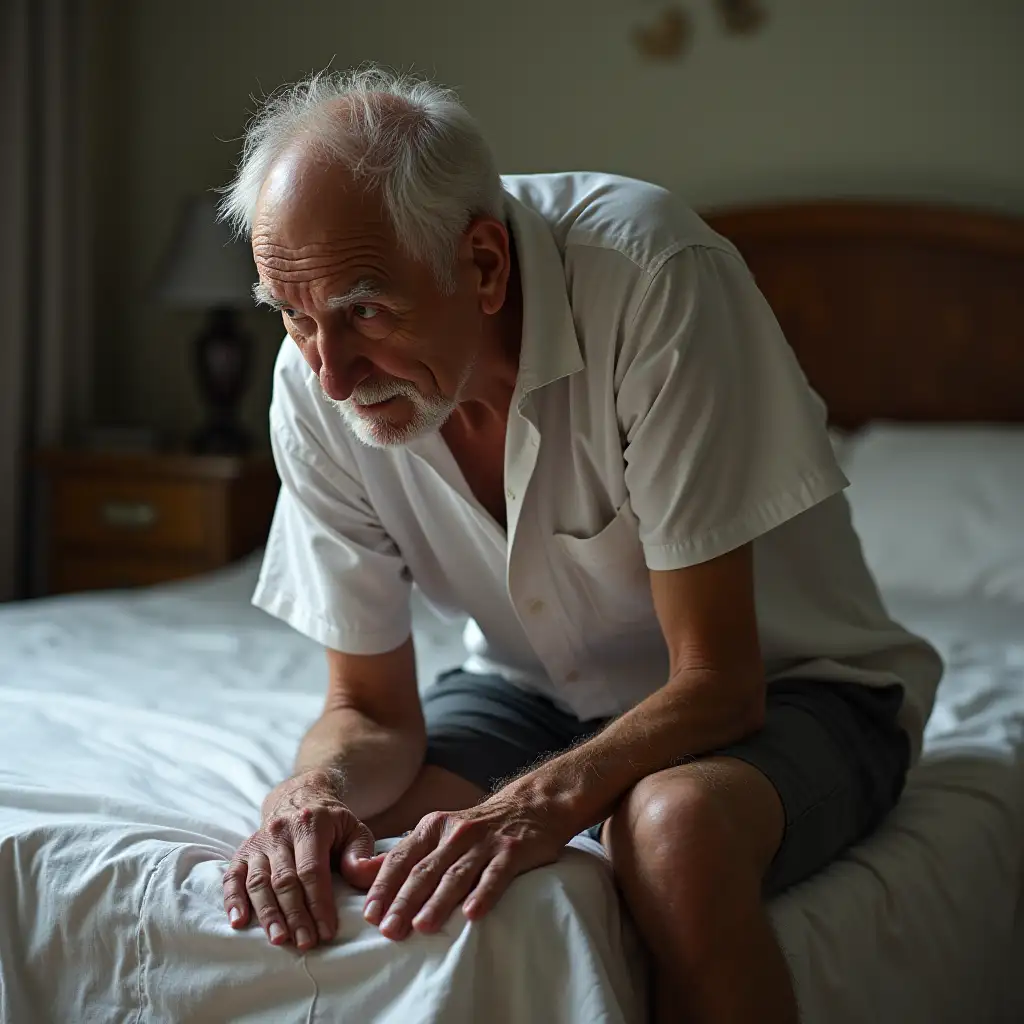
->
[218,67,940,1024]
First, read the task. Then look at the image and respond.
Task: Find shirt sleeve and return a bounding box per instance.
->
[252,351,412,654]
[617,245,849,571]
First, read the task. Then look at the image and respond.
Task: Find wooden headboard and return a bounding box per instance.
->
[705,202,1024,429]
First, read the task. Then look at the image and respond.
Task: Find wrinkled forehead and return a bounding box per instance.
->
[252,146,393,249]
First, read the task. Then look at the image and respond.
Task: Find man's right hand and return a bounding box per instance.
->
[222,769,384,950]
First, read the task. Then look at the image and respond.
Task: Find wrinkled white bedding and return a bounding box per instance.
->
[0,558,1022,1023]
[0,562,645,1024]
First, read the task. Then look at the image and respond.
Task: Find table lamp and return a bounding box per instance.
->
[156,194,258,454]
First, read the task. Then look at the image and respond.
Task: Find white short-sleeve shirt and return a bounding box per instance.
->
[253,172,942,758]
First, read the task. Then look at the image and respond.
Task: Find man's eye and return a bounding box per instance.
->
[283,308,305,320]
[352,304,379,320]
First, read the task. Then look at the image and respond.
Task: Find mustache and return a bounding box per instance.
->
[347,378,420,405]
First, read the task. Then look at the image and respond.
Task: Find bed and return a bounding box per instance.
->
[1,200,1023,1023]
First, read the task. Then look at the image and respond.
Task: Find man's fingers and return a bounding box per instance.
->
[411,850,488,934]
[363,816,446,929]
[245,851,290,946]
[293,809,338,943]
[340,815,376,862]
[338,813,380,889]
[341,850,385,891]
[222,857,250,928]
[462,852,517,920]
[376,849,453,941]
[367,817,471,940]
[267,829,319,951]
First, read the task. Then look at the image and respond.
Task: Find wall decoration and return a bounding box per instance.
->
[632,0,768,61]
[715,0,767,35]
[632,6,693,61]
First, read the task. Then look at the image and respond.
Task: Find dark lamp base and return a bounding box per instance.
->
[192,306,252,457]
[192,418,252,456]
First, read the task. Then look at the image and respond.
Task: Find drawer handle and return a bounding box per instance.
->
[100,501,159,529]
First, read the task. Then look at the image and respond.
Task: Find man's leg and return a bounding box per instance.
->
[363,670,603,840]
[603,681,909,1024]
[603,756,796,1024]
[363,754,795,1021]
[364,765,485,839]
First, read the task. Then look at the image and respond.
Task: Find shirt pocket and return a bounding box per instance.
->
[553,500,655,635]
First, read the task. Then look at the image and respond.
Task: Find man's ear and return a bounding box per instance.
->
[462,217,511,315]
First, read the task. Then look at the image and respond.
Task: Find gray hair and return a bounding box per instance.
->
[218,65,506,292]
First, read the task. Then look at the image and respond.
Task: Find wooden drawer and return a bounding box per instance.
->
[53,553,211,594]
[52,476,212,554]
[37,449,279,596]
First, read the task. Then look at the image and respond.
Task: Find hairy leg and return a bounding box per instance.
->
[364,765,485,840]
[605,756,797,1024]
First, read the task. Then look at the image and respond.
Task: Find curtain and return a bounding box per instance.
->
[0,0,94,601]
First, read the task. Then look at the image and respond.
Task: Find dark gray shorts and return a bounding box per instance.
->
[423,671,910,895]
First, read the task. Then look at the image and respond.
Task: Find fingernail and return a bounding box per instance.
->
[269,922,286,943]
[317,920,332,941]
[364,899,382,923]
[412,911,430,930]
[295,927,312,949]
[381,914,401,934]
[229,907,242,925]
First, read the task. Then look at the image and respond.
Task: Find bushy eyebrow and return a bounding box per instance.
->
[325,280,385,309]
[251,281,287,310]
[251,279,385,312]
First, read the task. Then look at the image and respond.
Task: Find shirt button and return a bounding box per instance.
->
[505,487,515,501]
[527,598,545,615]
[565,669,580,683]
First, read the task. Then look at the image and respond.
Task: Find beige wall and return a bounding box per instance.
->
[91,0,1024,444]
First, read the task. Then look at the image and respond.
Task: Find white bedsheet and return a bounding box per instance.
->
[773,591,1024,1024]
[0,558,1022,1023]
[0,561,645,1024]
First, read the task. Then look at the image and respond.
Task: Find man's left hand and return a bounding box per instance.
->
[362,793,571,940]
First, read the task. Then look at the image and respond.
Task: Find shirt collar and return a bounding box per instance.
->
[504,191,585,400]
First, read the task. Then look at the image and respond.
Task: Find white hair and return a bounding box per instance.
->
[218,65,506,291]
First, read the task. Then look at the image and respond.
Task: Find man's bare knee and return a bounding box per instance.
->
[605,758,785,957]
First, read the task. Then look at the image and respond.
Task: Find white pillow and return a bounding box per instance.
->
[842,423,1024,603]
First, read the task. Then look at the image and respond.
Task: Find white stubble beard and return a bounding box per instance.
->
[326,357,476,449]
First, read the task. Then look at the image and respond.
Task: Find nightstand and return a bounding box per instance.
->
[37,450,279,595]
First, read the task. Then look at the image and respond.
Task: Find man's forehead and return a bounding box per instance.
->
[254,147,386,234]
[259,143,348,203]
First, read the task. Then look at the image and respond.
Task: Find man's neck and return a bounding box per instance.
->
[450,244,524,437]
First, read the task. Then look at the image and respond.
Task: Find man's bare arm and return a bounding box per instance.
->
[358,544,769,942]
[225,635,425,950]
[281,637,426,821]
[506,543,764,834]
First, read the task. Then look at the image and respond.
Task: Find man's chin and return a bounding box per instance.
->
[340,408,428,449]
[332,393,458,450]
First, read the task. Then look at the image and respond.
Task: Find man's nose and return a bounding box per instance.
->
[316,328,372,402]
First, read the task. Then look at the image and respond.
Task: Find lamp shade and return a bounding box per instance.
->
[155,195,255,308]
